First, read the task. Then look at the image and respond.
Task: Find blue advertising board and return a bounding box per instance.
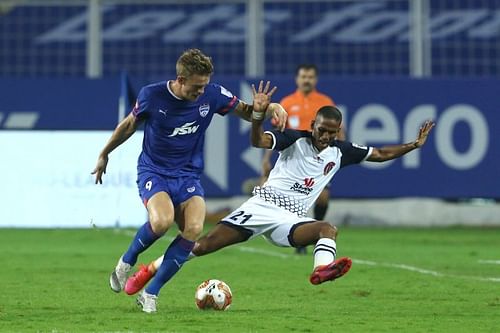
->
[0,76,498,198]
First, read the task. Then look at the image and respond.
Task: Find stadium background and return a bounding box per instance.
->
[0,0,499,228]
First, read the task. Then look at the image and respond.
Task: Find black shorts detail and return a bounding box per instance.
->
[219,220,253,241]
[287,220,316,248]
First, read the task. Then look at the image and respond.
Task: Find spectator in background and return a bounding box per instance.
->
[261,64,345,254]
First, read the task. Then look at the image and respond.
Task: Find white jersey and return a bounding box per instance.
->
[253,129,373,217]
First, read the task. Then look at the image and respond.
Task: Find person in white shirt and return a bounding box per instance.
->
[124,82,435,292]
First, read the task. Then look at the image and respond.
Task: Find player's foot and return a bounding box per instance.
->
[124,264,153,295]
[309,257,352,285]
[137,290,158,313]
[109,256,132,293]
[295,246,307,255]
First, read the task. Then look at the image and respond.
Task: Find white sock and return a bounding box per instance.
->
[188,251,196,260]
[153,255,164,270]
[313,238,337,269]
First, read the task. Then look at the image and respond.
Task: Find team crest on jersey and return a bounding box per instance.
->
[324,162,336,175]
[199,103,210,117]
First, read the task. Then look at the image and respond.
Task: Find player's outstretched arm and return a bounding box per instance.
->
[367,120,435,162]
[91,113,141,184]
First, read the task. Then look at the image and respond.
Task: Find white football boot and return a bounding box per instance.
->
[137,290,158,313]
[109,256,132,293]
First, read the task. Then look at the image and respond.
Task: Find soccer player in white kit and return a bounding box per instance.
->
[124,82,435,293]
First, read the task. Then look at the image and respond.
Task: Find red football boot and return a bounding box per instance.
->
[124,264,154,295]
[309,257,352,285]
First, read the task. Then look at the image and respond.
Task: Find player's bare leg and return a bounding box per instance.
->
[138,196,205,312]
[110,192,174,293]
[314,188,330,222]
[193,223,249,256]
[296,188,330,255]
[126,197,200,296]
[290,221,351,285]
[125,223,248,295]
[126,202,190,295]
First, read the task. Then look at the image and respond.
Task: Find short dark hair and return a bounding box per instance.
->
[176,48,214,77]
[316,105,342,123]
[295,64,318,76]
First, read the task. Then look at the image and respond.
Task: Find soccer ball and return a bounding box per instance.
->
[195,279,232,311]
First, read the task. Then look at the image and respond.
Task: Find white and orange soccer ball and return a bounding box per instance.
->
[195,279,232,311]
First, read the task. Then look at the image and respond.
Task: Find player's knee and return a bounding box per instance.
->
[183,222,204,240]
[149,214,174,235]
[318,222,338,239]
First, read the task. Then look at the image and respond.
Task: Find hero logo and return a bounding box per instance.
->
[290,178,314,195]
[169,121,200,137]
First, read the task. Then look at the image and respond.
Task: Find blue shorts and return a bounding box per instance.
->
[137,171,205,207]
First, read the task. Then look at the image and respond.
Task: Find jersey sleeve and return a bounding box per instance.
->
[336,141,373,168]
[213,84,240,116]
[131,87,151,120]
[265,129,311,151]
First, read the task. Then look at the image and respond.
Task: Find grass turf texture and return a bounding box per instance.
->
[0,227,499,333]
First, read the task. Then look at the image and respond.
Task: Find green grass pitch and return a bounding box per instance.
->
[0,226,499,332]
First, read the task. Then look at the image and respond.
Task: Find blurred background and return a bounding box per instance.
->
[0,0,498,228]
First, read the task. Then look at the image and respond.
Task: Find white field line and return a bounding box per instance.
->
[478,260,500,265]
[115,229,500,283]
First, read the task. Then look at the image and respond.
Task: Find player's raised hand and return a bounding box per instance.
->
[91,154,109,184]
[414,120,435,148]
[251,80,277,115]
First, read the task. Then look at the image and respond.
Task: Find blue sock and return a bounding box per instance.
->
[122,222,161,266]
[145,235,195,296]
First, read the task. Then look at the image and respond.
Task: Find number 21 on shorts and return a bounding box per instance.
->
[228,211,252,224]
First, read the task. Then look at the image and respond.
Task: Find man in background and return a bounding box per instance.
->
[261,64,345,254]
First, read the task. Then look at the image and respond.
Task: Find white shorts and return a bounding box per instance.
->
[219,196,315,247]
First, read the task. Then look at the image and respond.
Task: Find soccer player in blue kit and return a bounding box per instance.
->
[91,49,287,313]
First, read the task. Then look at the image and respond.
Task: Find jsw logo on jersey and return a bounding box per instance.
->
[290,178,315,195]
[168,121,200,137]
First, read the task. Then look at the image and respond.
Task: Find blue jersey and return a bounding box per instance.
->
[132,81,239,177]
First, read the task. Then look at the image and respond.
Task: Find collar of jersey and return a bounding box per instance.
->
[166,80,183,100]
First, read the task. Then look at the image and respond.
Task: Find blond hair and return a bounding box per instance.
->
[176,49,214,77]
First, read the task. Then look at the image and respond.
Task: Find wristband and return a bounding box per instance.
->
[252,111,265,120]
